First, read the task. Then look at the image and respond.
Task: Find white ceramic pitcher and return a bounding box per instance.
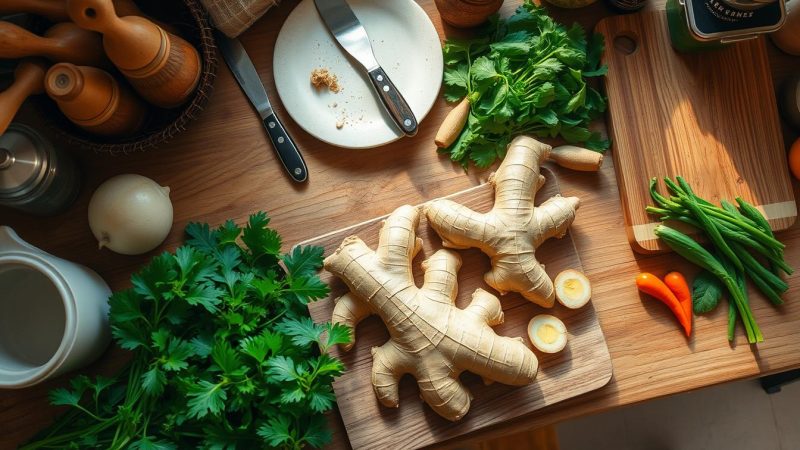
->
[0,226,111,389]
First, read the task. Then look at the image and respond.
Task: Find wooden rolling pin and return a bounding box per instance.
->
[67,0,200,109]
[45,62,146,136]
[0,59,47,135]
[435,98,605,172]
[0,0,176,33]
[0,22,108,67]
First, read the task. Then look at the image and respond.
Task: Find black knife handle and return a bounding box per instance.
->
[262,112,308,183]
[368,67,417,136]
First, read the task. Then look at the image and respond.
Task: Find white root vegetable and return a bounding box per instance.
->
[554,269,592,309]
[528,314,567,354]
[424,136,580,307]
[325,205,538,421]
[88,174,173,255]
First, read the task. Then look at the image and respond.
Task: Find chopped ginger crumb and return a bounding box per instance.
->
[336,118,345,129]
[310,68,341,93]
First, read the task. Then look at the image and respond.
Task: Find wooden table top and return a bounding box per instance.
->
[1,0,799,448]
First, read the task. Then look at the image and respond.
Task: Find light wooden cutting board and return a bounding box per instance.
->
[597,11,796,253]
[301,168,612,449]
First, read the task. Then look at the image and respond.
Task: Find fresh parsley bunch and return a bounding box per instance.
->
[442,1,609,168]
[24,213,350,450]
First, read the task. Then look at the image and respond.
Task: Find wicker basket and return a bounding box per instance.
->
[39,0,217,154]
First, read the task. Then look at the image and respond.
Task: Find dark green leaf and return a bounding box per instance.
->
[302,415,333,448]
[266,355,298,383]
[282,246,325,279]
[211,341,245,375]
[141,367,166,397]
[257,416,295,447]
[50,388,82,407]
[186,380,227,418]
[162,338,195,372]
[693,270,724,314]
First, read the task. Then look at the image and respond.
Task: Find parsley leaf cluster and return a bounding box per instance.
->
[442,1,609,168]
[24,213,349,450]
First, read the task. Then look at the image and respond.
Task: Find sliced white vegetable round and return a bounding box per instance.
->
[554,269,592,309]
[528,314,567,354]
[88,174,173,255]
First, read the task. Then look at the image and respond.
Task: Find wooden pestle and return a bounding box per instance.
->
[0,0,178,34]
[45,62,146,136]
[0,21,108,67]
[0,59,47,135]
[434,99,604,171]
[67,0,200,109]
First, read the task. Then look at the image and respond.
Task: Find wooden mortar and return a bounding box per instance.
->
[45,63,147,137]
[67,0,200,108]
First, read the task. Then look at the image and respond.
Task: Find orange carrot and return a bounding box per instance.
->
[664,271,693,336]
[636,272,691,336]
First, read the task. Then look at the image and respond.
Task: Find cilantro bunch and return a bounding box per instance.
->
[442,2,609,168]
[23,213,350,450]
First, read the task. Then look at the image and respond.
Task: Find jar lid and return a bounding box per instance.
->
[0,124,50,200]
[682,0,786,41]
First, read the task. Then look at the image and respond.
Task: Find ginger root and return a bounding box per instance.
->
[324,205,538,421]
[424,136,580,308]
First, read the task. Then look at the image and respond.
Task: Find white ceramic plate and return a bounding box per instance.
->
[273,0,443,149]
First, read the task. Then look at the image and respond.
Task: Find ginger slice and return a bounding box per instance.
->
[423,136,580,308]
[324,205,538,421]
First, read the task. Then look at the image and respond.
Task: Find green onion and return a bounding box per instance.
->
[654,225,762,343]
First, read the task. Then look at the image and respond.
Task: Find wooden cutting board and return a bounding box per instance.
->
[301,168,612,449]
[596,11,796,253]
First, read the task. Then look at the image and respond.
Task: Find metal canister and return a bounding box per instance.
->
[667,0,786,52]
[0,123,81,216]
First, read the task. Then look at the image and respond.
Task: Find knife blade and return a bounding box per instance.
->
[314,0,418,137]
[216,32,308,183]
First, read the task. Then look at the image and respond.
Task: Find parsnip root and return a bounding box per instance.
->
[324,205,539,421]
[424,136,580,307]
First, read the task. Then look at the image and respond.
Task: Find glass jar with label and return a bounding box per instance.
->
[667,0,786,52]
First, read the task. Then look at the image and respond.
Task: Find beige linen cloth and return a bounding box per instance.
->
[200,0,279,37]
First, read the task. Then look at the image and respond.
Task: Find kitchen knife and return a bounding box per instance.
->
[216,33,308,183]
[314,0,418,136]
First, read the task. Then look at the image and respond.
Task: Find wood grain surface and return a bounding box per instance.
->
[302,168,612,449]
[597,11,797,253]
[1,0,799,449]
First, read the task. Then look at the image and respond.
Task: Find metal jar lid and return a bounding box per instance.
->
[0,123,52,203]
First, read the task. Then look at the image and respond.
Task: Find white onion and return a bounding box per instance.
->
[88,174,173,255]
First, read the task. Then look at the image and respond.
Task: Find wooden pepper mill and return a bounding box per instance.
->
[45,63,147,137]
[0,59,47,135]
[0,0,175,32]
[0,22,108,67]
[67,0,201,109]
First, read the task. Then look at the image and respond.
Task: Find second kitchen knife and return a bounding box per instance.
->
[216,33,308,183]
[314,0,418,137]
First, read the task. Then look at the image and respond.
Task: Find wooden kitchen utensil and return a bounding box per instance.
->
[303,168,612,450]
[596,11,796,253]
[0,0,175,32]
[66,0,201,109]
[45,63,146,137]
[0,59,47,135]
[0,22,107,67]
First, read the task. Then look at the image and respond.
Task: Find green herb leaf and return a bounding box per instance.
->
[258,416,295,447]
[186,380,227,418]
[693,270,724,314]
[282,245,325,278]
[141,367,167,397]
[50,388,83,407]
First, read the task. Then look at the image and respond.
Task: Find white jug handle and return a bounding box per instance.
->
[0,226,37,254]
